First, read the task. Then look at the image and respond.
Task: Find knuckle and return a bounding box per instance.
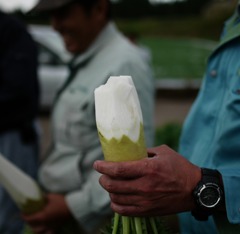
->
[99,175,114,192]
[113,165,126,177]
[114,205,130,216]
[138,181,156,196]
[138,185,148,194]
[104,181,115,193]
[135,205,146,214]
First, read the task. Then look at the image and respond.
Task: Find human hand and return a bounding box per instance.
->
[22,193,72,234]
[94,145,201,217]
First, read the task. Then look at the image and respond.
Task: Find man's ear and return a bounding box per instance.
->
[93,0,108,21]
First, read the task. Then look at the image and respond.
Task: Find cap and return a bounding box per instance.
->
[30,0,75,13]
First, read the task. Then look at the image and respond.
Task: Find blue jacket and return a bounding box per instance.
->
[179,8,240,234]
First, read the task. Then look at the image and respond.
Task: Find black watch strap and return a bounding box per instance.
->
[191,168,224,221]
[201,168,221,184]
[191,207,212,221]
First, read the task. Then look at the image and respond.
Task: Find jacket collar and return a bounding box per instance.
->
[69,22,118,69]
[209,4,240,57]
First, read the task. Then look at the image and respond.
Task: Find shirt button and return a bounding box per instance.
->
[210,70,217,78]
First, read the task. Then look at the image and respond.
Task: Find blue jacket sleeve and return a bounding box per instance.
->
[219,169,240,224]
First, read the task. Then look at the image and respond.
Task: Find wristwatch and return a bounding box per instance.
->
[191,168,224,221]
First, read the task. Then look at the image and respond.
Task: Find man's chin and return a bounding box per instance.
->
[66,46,79,54]
[66,43,85,54]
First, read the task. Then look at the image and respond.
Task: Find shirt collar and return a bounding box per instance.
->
[70,22,118,68]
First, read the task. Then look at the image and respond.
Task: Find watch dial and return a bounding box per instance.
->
[200,186,220,208]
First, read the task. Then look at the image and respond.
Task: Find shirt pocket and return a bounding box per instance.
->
[53,85,92,148]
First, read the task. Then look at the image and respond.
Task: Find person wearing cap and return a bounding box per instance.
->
[23,0,155,233]
[94,2,240,234]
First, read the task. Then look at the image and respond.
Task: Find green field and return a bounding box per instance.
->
[140,37,217,80]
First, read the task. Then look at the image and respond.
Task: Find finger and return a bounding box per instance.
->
[45,231,55,234]
[110,193,143,206]
[148,145,176,157]
[42,229,56,234]
[22,213,44,225]
[27,225,48,234]
[110,202,148,217]
[111,201,162,217]
[99,175,143,194]
[94,159,148,179]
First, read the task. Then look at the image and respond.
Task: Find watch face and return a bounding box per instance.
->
[199,184,221,208]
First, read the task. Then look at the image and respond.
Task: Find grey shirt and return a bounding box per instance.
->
[39,22,155,232]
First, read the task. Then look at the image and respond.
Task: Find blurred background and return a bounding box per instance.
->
[0,0,237,153]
